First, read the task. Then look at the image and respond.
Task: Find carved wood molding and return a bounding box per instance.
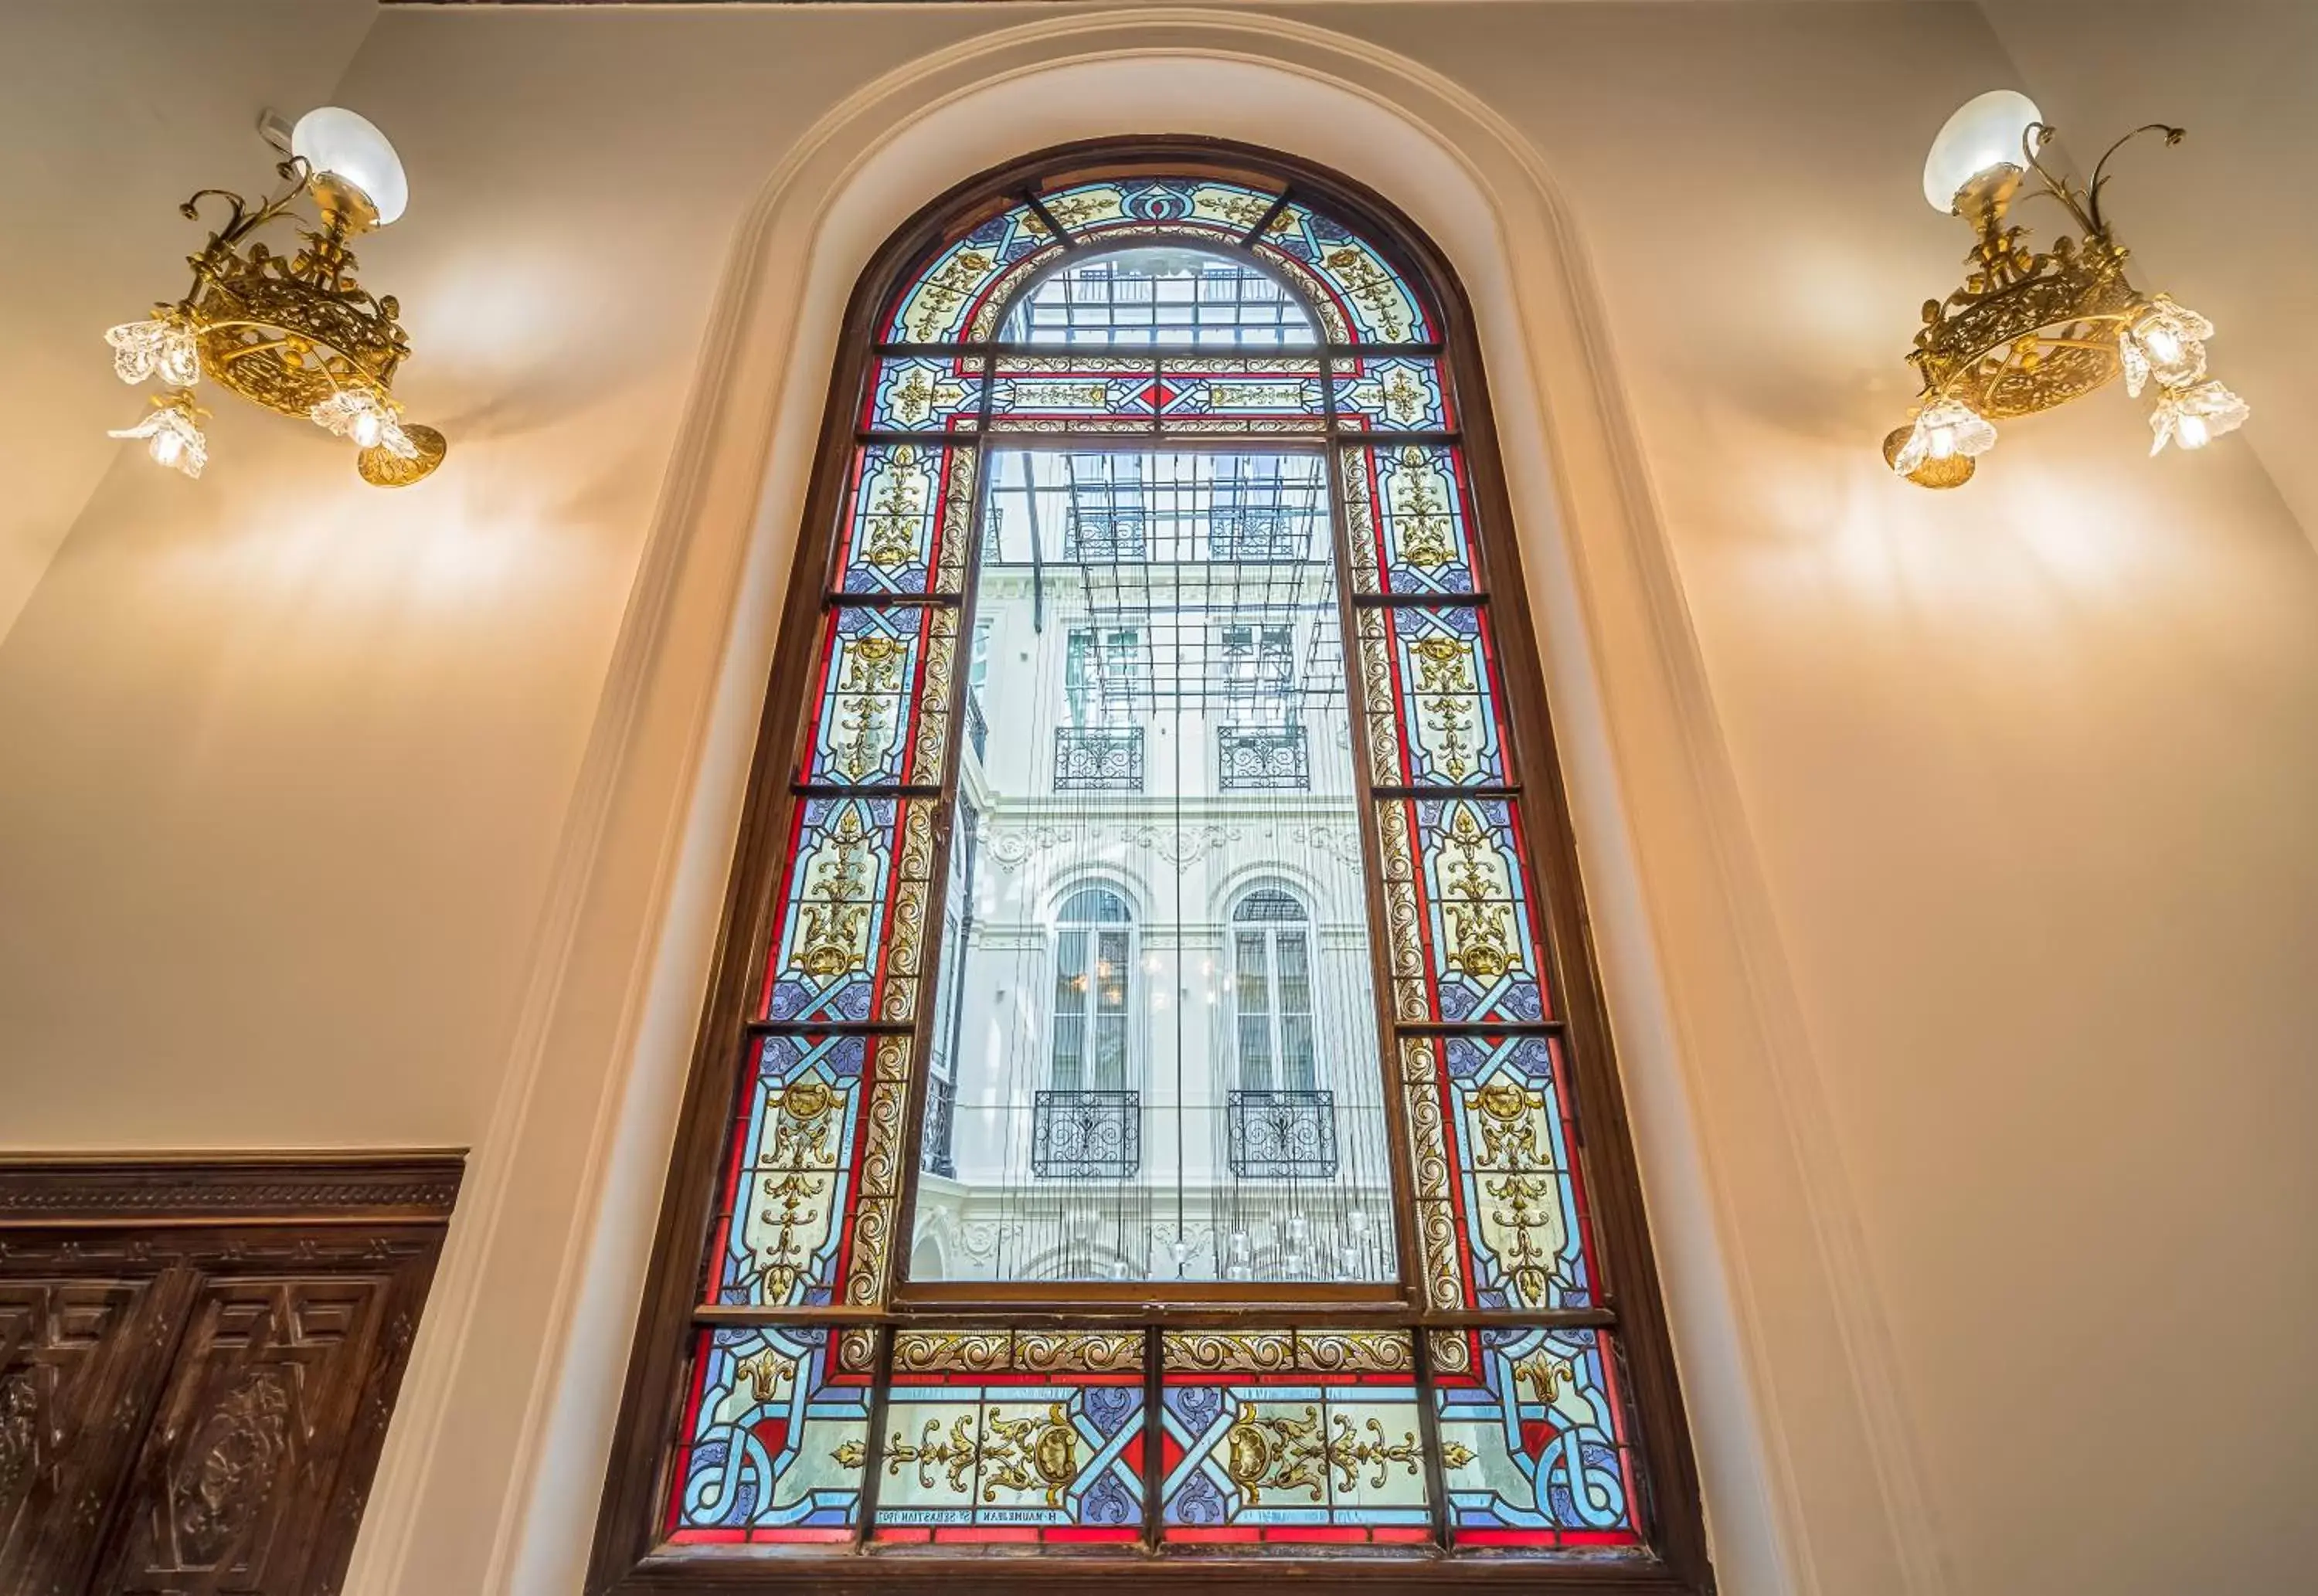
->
[0,1153,464,1227]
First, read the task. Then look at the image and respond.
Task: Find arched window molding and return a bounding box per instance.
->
[583,138,1715,1594]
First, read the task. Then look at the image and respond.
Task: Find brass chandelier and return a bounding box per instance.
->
[104,107,444,487]
[1885,90,2248,488]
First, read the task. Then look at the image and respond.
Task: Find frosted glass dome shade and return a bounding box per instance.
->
[291,107,408,226]
[1922,90,2042,213]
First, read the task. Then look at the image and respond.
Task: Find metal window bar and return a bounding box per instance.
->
[1218,724,1310,790]
[1226,1088,1341,1179]
[920,1071,957,1178]
[1054,725,1144,791]
[1031,1088,1143,1179]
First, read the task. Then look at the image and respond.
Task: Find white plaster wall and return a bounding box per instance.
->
[0,5,2312,1596]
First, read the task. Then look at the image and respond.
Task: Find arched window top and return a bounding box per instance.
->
[1058,885,1133,923]
[1001,246,1318,349]
[1232,884,1308,922]
[882,173,1436,346]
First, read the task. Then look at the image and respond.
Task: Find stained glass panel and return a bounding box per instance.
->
[1029,177,1282,252]
[1357,605,1510,790]
[861,355,984,433]
[869,1329,1146,1543]
[1334,356,1455,432]
[664,1323,877,1543]
[884,208,1059,343]
[1344,444,1479,596]
[1399,1035,1597,1314]
[834,443,975,596]
[704,1034,912,1309]
[761,796,936,1024]
[1429,1326,1644,1549]
[1375,798,1551,1024]
[1160,1330,1432,1543]
[1156,357,1327,430]
[987,356,1163,428]
[800,605,954,788]
[1252,199,1435,345]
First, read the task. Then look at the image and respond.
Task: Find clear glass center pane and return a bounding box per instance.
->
[911,447,1399,1286]
[1002,247,1319,348]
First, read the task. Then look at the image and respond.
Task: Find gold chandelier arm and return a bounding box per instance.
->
[2017,122,2101,238]
[2085,123,2186,236]
[179,157,314,250]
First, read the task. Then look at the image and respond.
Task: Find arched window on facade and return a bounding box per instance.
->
[1229,885,1317,1092]
[1052,885,1134,1092]
[590,143,1708,1594]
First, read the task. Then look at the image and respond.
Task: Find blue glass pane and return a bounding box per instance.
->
[762,796,936,1024]
[703,1034,913,1309]
[1399,1035,1596,1314]
[834,444,976,596]
[1344,444,1478,596]
[665,1323,876,1543]
[1375,797,1550,1024]
[1429,1326,1644,1549]
[801,604,954,788]
[1358,605,1509,790]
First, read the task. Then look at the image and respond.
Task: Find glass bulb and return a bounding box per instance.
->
[2148,379,2250,455]
[1891,397,1997,477]
[1922,89,2043,212]
[105,317,200,388]
[107,390,207,480]
[2121,296,2216,397]
[291,106,409,226]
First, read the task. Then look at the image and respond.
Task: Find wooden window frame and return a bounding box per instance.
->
[586,138,1711,1595]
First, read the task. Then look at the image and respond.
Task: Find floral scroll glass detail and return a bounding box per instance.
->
[1429,1326,1644,1548]
[870,1330,1147,1543]
[760,796,935,1026]
[834,443,975,596]
[1358,606,1511,790]
[704,1034,912,1309]
[800,605,955,788]
[1160,1331,1434,1544]
[1399,1034,1598,1313]
[1344,444,1479,596]
[1375,798,1551,1024]
[665,1324,876,1543]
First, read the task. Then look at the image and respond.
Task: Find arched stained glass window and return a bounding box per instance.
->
[593,146,1708,1594]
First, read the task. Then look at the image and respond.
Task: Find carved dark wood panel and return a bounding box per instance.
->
[0,1156,457,1596]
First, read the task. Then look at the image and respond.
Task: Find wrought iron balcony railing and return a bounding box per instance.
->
[1054,726,1144,792]
[1226,1088,1339,1179]
[1217,724,1310,790]
[920,1071,957,1179]
[1031,1088,1142,1180]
